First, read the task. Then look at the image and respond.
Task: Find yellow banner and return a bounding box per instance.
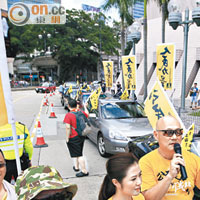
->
[120,89,129,100]
[89,87,102,110]
[144,80,185,131]
[103,61,113,88]
[68,85,73,93]
[156,43,175,90]
[181,123,194,151]
[0,73,8,126]
[122,56,136,90]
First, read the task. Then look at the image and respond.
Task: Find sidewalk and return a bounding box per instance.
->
[31,93,107,200]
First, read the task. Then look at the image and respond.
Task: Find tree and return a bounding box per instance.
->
[152,0,170,43]
[9,9,120,81]
[102,0,134,56]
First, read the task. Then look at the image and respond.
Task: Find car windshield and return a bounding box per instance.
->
[101,102,146,119]
[42,82,49,87]
[65,82,77,87]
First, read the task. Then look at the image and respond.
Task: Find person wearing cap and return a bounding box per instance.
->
[0,122,33,183]
[15,165,78,200]
[0,149,17,199]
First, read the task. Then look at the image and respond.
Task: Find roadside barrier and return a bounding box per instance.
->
[49,103,57,118]
[34,121,48,148]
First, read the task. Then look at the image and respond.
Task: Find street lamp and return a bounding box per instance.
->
[127,21,141,100]
[38,31,51,53]
[128,21,142,55]
[168,0,200,111]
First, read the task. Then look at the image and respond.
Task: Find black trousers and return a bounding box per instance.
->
[4,154,30,183]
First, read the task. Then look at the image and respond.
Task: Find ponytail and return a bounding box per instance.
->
[98,174,115,200]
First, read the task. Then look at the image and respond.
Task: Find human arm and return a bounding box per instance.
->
[83,102,89,116]
[24,126,33,160]
[140,153,185,200]
[66,124,71,143]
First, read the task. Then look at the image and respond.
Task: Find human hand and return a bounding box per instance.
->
[168,153,185,179]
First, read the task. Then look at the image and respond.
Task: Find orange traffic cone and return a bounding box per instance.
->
[50,92,52,97]
[53,91,55,95]
[34,121,48,148]
[49,103,57,118]
[43,96,48,106]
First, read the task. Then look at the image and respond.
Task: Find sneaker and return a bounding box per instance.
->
[73,166,79,172]
[76,171,89,177]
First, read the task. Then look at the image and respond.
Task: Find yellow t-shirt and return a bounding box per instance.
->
[2,192,7,200]
[139,149,200,200]
[108,193,144,200]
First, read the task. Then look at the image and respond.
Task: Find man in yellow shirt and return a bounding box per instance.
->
[139,115,200,200]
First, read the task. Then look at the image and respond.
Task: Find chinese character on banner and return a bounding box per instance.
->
[122,56,136,90]
[144,80,186,132]
[181,123,194,151]
[156,44,175,90]
[103,61,113,88]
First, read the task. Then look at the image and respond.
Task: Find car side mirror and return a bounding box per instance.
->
[89,113,96,118]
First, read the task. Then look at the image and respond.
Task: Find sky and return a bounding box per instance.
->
[61,0,120,23]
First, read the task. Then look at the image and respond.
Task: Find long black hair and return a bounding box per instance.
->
[98,152,138,200]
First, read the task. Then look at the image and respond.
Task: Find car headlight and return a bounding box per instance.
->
[43,88,46,90]
[36,88,38,90]
[109,130,127,141]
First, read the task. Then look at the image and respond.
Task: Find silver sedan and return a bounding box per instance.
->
[87,98,153,157]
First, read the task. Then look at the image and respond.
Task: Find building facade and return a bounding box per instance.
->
[7,0,61,8]
[132,0,200,100]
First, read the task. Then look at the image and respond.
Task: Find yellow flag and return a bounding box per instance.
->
[88,87,102,110]
[0,11,15,126]
[181,124,194,151]
[103,61,113,88]
[68,85,73,94]
[120,90,129,100]
[156,43,175,90]
[86,85,90,91]
[144,80,185,131]
[0,73,8,125]
[122,56,136,90]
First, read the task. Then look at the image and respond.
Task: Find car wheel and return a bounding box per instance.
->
[97,134,109,157]
[36,91,39,93]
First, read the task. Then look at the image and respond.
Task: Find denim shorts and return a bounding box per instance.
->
[191,95,198,103]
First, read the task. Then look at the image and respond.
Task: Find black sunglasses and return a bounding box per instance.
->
[0,163,6,168]
[157,129,183,137]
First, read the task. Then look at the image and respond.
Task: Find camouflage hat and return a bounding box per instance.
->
[15,165,78,200]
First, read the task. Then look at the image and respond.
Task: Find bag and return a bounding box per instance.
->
[82,123,92,136]
[20,122,31,170]
[20,152,31,170]
[190,91,193,97]
[71,111,91,136]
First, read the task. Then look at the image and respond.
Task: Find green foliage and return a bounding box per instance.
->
[9,9,120,81]
[189,111,200,117]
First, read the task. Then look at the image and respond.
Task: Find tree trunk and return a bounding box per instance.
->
[161,0,166,43]
[143,0,148,101]
[121,20,125,56]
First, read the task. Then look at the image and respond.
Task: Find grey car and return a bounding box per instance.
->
[87,98,153,157]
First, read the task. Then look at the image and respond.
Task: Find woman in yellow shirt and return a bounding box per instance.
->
[98,153,144,200]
